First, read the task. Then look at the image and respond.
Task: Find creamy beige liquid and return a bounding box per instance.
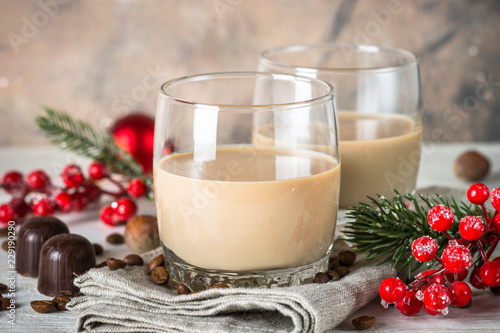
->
[253,112,422,208]
[154,146,340,271]
[338,112,422,207]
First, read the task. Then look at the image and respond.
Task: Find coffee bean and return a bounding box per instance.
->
[31,300,55,313]
[0,283,7,294]
[147,254,164,274]
[326,270,340,281]
[95,260,107,268]
[211,283,229,289]
[0,228,8,237]
[334,266,350,278]
[123,254,144,266]
[106,233,124,245]
[352,315,376,330]
[328,257,340,271]
[106,258,127,270]
[338,250,356,267]
[176,284,191,295]
[93,243,104,255]
[151,266,169,284]
[0,298,10,311]
[313,272,330,284]
[1,241,8,251]
[53,296,71,311]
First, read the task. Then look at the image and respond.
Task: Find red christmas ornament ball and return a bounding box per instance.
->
[110,113,155,173]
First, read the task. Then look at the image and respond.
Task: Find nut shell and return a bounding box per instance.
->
[124,215,160,254]
[454,151,490,181]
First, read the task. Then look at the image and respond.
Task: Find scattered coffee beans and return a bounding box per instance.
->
[1,241,8,251]
[151,266,169,285]
[313,272,330,284]
[176,284,191,295]
[0,298,10,310]
[338,250,356,267]
[0,283,7,294]
[334,266,350,278]
[352,315,376,330]
[31,300,55,313]
[326,270,340,281]
[147,254,164,274]
[328,256,340,271]
[123,254,144,266]
[53,296,71,311]
[106,258,127,270]
[106,233,124,245]
[0,228,8,237]
[211,283,229,289]
[93,243,104,255]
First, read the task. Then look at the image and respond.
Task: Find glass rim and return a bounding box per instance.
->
[159,71,335,109]
[260,43,418,73]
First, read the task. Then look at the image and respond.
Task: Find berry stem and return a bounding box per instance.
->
[475,239,489,262]
[481,203,492,226]
[485,236,499,260]
[443,232,454,241]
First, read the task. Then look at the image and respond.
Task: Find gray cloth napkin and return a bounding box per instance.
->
[67,242,395,333]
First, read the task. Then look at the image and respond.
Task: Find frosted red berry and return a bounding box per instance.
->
[54,191,72,212]
[128,178,147,198]
[470,265,487,289]
[467,183,489,205]
[32,197,55,216]
[99,205,117,226]
[396,290,422,316]
[411,236,437,262]
[423,283,451,312]
[459,216,484,241]
[1,171,24,194]
[427,204,454,232]
[448,281,472,307]
[88,161,107,180]
[479,261,500,287]
[0,203,16,225]
[424,305,443,316]
[442,244,472,273]
[114,197,137,221]
[491,188,500,211]
[379,277,406,304]
[61,164,84,188]
[27,170,51,190]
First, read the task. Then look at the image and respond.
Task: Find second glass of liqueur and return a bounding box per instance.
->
[260,44,422,208]
[154,72,340,290]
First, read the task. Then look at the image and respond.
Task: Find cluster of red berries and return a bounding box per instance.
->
[0,162,149,227]
[379,183,500,316]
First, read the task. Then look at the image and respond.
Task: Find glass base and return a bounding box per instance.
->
[162,243,330,291]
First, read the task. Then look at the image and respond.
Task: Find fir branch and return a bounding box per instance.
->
[35,106,144,178]
[343,190,483,278]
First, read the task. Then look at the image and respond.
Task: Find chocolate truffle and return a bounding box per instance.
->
[17,216,69,277]
[38,233,96,297]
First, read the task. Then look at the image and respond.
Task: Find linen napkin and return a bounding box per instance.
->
[67,241,395,333]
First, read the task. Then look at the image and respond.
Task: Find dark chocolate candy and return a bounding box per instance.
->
[38,233,96,297]
[17,216,69,277]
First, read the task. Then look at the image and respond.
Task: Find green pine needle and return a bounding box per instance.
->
[343,190,485,278]
[35,106,148,183]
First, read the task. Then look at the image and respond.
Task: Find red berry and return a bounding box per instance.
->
[71,191,88,212]
[448,281,472,307]
[99,205,118,226]
[114,198,137,221]
[459,216,484,241]
[423,283,451,312]
[444,269,468,283]
[396,290,423,316]
[1,171,24,194]
[128,178,147,198]
[427,204,454,232]
[494,257,500,263]
[61,164,84,188]
[12,199,30,218]
[418,269,445,285]
[442,244,472,273]
[491,188,500,211]
[470,265,487,289]
[54,191,72,212]
[32,197,55,216]
[494,214,500,234]
[27,170,51,190]
[479,261,500,287]
[84,184,101,203]
[411,236,437,262]
[424,305,443,316]
[88,162,107,180]
[379,277,406,304]
[467,183,489,205]
[0,203,16,225]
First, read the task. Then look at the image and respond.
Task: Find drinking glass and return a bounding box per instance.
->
[154,72,340,290]
[260,44,422,208]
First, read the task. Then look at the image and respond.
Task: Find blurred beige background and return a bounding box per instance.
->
[0,0,499,145]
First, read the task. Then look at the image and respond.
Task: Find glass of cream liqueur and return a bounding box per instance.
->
[154,72,340,290]
[260,44,422,208]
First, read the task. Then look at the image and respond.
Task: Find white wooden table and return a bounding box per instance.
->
[0,143,499,333]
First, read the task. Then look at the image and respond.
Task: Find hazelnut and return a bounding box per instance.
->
[454,151,490,181]
[124,215,160,254]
